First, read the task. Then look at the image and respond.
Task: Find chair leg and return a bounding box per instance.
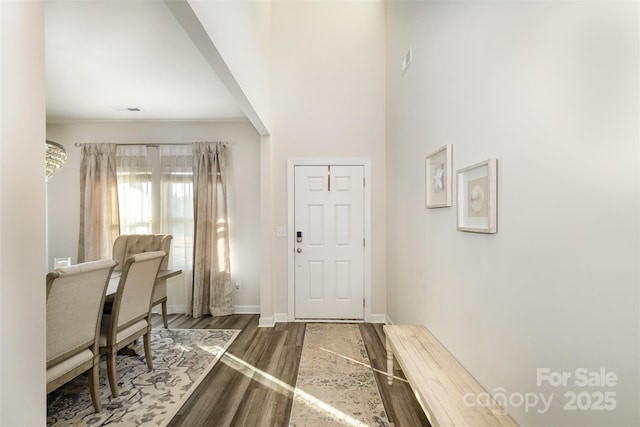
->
[161,300,168,328]
[107,350,119,398]
[143,332,153,370]
[88,362,102,413]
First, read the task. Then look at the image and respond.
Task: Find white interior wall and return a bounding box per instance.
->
[189,0,271,134]
[386,1,639,426]
[267,0,386,322]
[0,1,47,425]
[45,120,261,312]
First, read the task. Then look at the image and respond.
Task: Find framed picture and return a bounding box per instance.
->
[425,144,452,208]
[457,159,497,233]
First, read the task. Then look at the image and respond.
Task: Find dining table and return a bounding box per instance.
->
[105,268,183,302]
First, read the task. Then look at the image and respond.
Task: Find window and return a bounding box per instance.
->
[116,145,155,234]
[117,171,153,233]
[116,145,194,312]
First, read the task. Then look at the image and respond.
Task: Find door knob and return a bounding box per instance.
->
[296,248,302,253]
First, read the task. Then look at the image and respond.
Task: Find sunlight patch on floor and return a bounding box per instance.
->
[198,345,371,427]
[318,346,409,384]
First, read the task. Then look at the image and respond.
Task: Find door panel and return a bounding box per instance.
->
[335,261,352,300]
[308,205,325,245]
[308,261,324,300]
[334,204,351,246]
[294,165,364,319]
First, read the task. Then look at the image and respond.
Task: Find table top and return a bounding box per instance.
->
[106,268,182,299]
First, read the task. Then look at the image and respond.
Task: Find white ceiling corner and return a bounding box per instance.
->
[45,0,245,123]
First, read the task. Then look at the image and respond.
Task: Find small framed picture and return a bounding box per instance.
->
[457,159,497,233]
[425,144,452,208]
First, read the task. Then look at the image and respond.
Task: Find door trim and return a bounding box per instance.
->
[287,158,372,321]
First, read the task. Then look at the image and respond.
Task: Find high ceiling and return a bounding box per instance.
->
[45,0,244,123]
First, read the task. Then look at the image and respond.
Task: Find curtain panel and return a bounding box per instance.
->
[192,142,233,317]
[78,143,119,262]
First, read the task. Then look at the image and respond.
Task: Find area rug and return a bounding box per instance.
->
[289,324,390,427]
[47,328,240,426]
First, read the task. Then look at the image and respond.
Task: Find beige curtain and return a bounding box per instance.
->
[192,142,232,317]
[78,143,120,262]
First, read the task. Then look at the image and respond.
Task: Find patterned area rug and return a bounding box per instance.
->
[289,324,390,427]
[47,328,240,426]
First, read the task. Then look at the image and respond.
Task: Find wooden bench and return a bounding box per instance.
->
[384,325,518,427]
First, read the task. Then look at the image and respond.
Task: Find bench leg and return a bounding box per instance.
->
[386,335,394,385]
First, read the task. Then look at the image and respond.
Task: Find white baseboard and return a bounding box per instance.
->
[258,316,275,327]
[159,306,390,325]
[370,313,387,324]
[274,313,288,324]
[152,305,187,315]
[156,305,260,316]
[234,305,260,314]
[258,313,288,327]
[275,313,387,324]
[165,305,393,328]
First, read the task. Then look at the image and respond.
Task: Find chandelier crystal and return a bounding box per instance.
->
[46,140,67,180]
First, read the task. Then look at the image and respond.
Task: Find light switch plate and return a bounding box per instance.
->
[276,227,287,238]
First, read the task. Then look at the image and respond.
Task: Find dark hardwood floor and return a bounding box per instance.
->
[153,314,429,427]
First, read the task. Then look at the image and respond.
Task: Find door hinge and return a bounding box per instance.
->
[363,299,365,309]
[363,238,365,247]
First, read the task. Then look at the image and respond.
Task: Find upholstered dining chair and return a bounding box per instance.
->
[112,234,173,328]
[46,259,117,413]
[99,251,165,398]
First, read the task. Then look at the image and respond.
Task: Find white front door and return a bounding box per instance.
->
[294,165,364,320]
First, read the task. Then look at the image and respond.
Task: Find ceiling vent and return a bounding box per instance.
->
[112,107,142,112]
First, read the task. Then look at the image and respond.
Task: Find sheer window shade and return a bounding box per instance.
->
[116,145,152,235]
[115,145,194,314]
